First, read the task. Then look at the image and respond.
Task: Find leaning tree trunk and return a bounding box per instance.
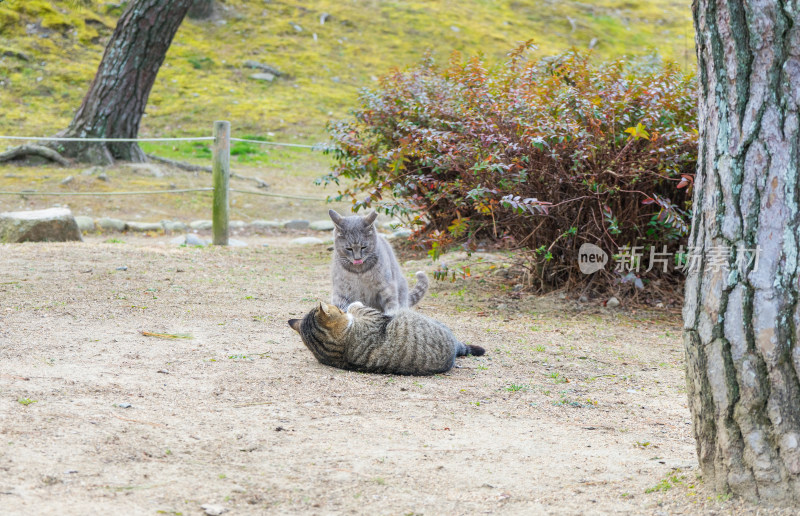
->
[56,0,194,164]
[684,0,800,503]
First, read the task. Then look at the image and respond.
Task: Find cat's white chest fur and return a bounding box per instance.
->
[340,267,386,307]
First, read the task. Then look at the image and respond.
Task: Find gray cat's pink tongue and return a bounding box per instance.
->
[352,259,364,265]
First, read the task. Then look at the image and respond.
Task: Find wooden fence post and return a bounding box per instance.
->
[212,120,230,246]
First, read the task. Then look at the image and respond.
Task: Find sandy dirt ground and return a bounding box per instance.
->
[0,235,794,515]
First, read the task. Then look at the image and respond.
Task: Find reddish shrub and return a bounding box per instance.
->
[321,47,697,292]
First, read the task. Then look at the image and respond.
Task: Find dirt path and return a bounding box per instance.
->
[0,236,790,515]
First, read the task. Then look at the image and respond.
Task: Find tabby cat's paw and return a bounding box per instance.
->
[346,301,365,311]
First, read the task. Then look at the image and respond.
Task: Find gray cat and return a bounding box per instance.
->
[288,301,485,375]
[328,209,428,314]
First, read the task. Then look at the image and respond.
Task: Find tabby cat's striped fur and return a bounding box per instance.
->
[288,302,485,376]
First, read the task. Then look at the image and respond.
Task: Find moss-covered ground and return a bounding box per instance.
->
[0,0,694,220]
[1,0,694,142]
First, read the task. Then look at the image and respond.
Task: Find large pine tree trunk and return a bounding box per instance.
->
[684,0,800,502]
[56,0,194,165]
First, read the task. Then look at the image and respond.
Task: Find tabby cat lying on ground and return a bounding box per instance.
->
[328,209,428,314]
[288,301,485,376]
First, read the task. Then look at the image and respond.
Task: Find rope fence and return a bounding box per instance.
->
[0,188,325,201]
[0,188,213,196]
[0,135,215,143]
[0,135,323,148]
[230,137,318,149]
[0,121,331,245]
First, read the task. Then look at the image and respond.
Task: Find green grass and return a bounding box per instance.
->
[17,398,37,406]
[505,383,528,392]
[547,371,568,384]
[645,471,686,493]
[0,0,694,144]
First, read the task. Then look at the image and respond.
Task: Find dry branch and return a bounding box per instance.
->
[146,153,211,173]
[147,153,269,188]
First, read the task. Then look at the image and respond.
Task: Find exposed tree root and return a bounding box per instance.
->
[0,144,71,166]
[232,173,270,189]
[146,153,211,173]
[146,153,269,189]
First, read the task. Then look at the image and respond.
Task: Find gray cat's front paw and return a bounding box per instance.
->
[346,301,365,311]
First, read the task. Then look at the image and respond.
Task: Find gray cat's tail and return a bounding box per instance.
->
[408,271,429,307]
[457,342,486,357]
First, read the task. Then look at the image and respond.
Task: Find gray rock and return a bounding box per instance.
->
[228,239,248,247]
[200,504,227,516]
[606,296,621,308]
[169,235,187,245]
[97,217,127,232]
[96,173,109,182]
[283,219,309,230]
[60,175,74,185]
[251,220,281,231]
[74,216,95,232]
[243,60,285,77]
[289,21,303,32]
[189,220,213,231]
[309,220,335,231]
[0,207,82,243]
[123,163,164,178]
[161,220,188,233]
[230,220,247,229]
[391,229,412,239]
[250,72,276,82]
[185,234,208,246]
[127,222,163,232]
[290,237,324,245]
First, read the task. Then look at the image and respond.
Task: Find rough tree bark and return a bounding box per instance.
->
[684,0,800,503]
[56,0,194,165]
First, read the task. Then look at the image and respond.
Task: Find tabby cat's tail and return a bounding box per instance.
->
[407,271,429,307]
[457,342,486,357]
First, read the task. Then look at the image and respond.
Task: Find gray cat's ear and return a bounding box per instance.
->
[288,319,301,332]
[363,211,378,226]
[328,209,344,226]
